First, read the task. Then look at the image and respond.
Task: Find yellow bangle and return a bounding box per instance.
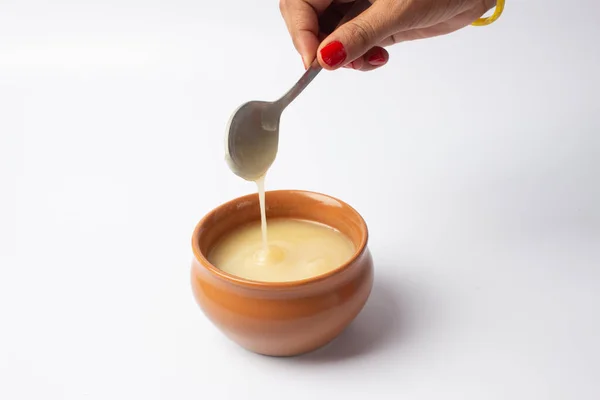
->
[471,0,505,26]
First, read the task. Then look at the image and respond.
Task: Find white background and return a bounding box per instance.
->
[1,0,599,398]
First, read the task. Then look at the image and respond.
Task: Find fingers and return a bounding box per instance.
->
[359,46,389,71]
[379,7,485,45]
[282,0,480,72]
[279,0,334,68]
[344,46,389,71]
[317,0,396,70]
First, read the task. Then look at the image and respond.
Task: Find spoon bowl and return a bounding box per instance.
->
[225,100,280,181]
[224,63,320,181]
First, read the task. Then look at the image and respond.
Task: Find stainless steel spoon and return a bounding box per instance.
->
[224,0,370,181]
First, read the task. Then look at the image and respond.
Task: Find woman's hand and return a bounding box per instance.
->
[279,0,496,71]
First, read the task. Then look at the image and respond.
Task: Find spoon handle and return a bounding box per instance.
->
[275,60,322,111]
[275,0,372,110]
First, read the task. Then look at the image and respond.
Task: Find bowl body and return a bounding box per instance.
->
[190,190,374,356]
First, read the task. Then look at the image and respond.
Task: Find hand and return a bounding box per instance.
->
[279,0,496,71]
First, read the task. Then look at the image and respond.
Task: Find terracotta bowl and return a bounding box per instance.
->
[190,190,374,357]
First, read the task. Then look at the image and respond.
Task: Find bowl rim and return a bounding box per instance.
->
[191,189,369,289]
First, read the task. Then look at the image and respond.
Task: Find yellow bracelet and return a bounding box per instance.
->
[471,0,505,26]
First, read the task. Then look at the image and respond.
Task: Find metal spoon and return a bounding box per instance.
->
[224,0,370,181]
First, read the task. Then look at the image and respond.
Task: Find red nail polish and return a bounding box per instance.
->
[367,49,386,66]
[320,41,347,68]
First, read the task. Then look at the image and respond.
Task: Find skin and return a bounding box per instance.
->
[279,0,497,71]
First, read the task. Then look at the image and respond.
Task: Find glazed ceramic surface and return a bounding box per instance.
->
[191,190,374,356]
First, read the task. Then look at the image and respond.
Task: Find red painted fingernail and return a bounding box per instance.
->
[367,49,386,66]
[320,41,347,68]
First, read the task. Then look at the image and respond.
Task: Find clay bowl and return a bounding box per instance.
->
[190,190,374,357]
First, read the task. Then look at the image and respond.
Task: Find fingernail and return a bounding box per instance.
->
[367,49,386,66]
[320,41,346,68]
[302,57,309,70]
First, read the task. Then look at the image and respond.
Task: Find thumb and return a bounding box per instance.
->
[317,1,395,70]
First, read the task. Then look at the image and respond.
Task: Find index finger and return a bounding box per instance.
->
[279,0,333,68]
